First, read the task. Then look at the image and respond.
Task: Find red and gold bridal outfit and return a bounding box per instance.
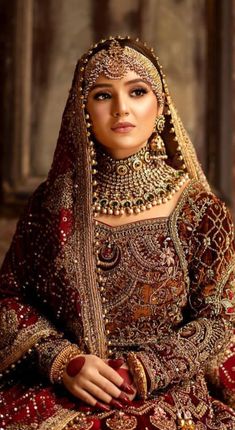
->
[0,37,235,430]
[0,180,235,430]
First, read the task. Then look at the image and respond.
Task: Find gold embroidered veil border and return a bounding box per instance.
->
[45,36,210,359]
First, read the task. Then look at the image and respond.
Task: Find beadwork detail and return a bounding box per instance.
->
[106,412,138,430]
[84,41,164,106]
[92,144,189,216]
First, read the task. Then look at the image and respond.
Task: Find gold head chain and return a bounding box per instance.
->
[83,39,164,106]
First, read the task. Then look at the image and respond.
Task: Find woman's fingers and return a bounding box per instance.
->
[76,378,130,409]
[66,385,98,407]
[101,361,136,395]
[66,380,111,411]
[95,401,111,412]
[82,379,112,404]
[95,373,121,399]
[62,354,136,407]
[101,362,128,387]
[119,380,135,394]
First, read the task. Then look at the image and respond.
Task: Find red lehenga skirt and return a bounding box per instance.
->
[1,365,235,430]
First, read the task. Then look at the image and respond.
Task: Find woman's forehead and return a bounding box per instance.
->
[91,70,151,88]
[83,41,164,105]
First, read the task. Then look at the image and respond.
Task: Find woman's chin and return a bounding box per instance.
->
[99,142,148,159]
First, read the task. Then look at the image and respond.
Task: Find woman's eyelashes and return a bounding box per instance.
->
[92,87,149,101]
[130,87,148,97]
[93,91,111,101]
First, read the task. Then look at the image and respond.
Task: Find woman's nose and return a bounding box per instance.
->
[112,95,129,118]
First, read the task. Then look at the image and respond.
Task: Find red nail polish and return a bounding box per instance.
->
[95,402,111,412]
[110,399,123,409]
[120,382,135,394]
[118,392,132,404]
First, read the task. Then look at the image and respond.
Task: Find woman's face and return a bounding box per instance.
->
[86,70,162,159]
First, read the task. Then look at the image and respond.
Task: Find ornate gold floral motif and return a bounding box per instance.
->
[83,41,163,105]
[150,414,177,430]
[106,412,137,430]
[38,408,93,430]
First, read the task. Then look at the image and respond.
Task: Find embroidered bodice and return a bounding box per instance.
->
[96,218,187,350]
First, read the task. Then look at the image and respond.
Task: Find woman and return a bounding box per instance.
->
[0,36,235,430]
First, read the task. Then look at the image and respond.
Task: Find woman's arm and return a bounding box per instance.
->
[0,187,81,381]
[127,195,235,397]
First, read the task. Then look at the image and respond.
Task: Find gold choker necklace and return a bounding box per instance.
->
[92,145,188,216]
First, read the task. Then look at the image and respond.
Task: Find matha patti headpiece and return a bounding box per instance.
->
[83,40,164,106]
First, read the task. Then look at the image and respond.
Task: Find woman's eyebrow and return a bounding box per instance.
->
[89,79,149,92]
[125,79,149,85]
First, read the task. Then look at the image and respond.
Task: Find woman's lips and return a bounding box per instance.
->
[111,122,135,133]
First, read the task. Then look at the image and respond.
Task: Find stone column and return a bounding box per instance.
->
[31,0,93,177]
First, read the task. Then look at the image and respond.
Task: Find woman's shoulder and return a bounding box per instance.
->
[179,178,218,206]
[175,179,232,231]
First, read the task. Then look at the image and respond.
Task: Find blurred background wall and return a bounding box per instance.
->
[0,0,235,264]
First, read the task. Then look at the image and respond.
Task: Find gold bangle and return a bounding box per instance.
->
[49,345,82,384]
[127,352,148,400]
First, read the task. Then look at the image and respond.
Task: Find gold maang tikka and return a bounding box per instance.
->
[83,40,164,106]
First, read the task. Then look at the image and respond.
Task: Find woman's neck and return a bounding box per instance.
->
[92,143,189,218]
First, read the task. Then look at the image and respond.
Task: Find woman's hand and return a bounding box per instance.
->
[62,354,136,411]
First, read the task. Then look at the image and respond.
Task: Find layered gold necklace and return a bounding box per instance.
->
[92,144,188,216]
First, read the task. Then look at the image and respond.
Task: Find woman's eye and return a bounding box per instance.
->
[93,92,111,101]
[131,87,148,97]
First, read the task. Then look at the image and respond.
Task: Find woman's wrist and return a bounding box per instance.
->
[49,344,83,384]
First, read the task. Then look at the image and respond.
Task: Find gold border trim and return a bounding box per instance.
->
[168,179,198,292]
[0,324,57,371]
[74,77,107,358]
[215,258,235,315]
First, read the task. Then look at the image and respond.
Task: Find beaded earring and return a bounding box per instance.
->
[150,114,167,161]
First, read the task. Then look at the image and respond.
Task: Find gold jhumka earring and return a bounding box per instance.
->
[150,114,167,161]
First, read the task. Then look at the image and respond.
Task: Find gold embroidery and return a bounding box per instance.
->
[6,426,38,430]
[106,412,138,430]
[150,412,177,430]
[168,179,197,294]
[0,308,19,349]
[43,173,74,213]
[0,321,57,372]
